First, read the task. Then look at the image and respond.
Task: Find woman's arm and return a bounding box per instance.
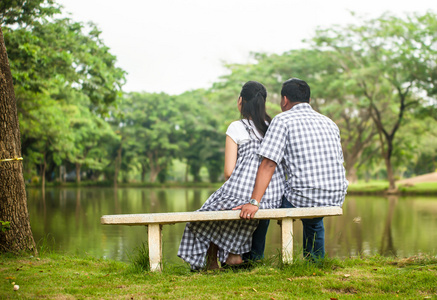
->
[224,135,238,180]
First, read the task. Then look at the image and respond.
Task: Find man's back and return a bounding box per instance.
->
[258,103,348,207]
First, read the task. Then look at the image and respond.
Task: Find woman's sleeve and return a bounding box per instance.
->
[225,121,241,144]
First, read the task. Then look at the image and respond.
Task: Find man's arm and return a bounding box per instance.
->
[233,157,277,219]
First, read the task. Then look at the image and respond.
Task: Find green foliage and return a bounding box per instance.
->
[0,220,11,232]
[114,92,180,183]
[112,90,227,183]
[17,89,74,182]
[3,17,125,112]
[177,90,226,182]
[309,12,437,185]
[2,2,435,185]
[66,97,117,179]
[2,0,125,184]
[0,0,60,26]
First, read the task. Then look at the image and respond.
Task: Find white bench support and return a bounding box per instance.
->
[281,218,293,263]
[148,224,162,271]
[101,207,342,271]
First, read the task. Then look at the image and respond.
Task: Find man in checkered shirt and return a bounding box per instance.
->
[237,78,348,260]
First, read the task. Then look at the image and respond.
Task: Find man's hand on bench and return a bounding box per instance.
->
[232,203,259,220]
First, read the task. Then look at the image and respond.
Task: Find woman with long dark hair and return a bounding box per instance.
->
[178,81,285,270]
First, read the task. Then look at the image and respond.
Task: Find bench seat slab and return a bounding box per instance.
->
[101,207,343,272]
[101,207,342,225]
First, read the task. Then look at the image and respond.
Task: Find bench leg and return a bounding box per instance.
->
[281,218,293,264]
[148,224,162,271]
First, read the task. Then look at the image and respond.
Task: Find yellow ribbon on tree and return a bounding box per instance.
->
[0,157,23,162]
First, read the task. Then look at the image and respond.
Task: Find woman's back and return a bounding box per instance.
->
[201,120,285,211]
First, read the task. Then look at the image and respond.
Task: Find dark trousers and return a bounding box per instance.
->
[243,219,270,261]
[281,196,325,260]
[244,196,325,261]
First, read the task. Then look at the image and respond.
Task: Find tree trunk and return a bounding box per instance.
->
[380,196,398,256]
[345,165,358,183]
[376,124,397,192]
[42,154,47,198]
[147,152,162,183]
[141,163,147,182]
[0,26,36,254]
[384,150,397,192]
[59,165,64,183]
[40,152,46,193]
[75,162,81,183]
[344,149,359,183]
[340,110,376,184]
[114,145,122,187]
[149,168,160,183]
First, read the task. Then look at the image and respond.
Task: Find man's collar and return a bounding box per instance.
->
[289,102,310,110]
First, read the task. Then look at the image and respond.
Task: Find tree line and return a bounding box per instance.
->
[2,1,436,191]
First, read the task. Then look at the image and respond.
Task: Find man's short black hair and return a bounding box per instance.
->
[281,78,310,103]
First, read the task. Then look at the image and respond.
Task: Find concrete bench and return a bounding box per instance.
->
[101,207,342,271]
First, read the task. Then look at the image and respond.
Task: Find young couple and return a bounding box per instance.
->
[178,79,349,271]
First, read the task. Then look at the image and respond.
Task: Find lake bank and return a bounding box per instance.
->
[26,179,437,196]
[1,253,436,299]
[24,187,437,263]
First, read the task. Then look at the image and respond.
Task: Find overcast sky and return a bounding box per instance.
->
[59,0,435,95]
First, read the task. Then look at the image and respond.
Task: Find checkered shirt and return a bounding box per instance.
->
[258,103,348,208]
[178,121,286,270]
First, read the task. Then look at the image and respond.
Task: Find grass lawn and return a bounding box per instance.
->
[1,252,436,299]
[346,181,437,195]
[347,181,390,193]
[397,182,437,195]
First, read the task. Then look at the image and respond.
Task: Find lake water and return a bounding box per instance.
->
[26,187,437,264]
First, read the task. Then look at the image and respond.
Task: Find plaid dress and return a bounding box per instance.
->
[178,121,285,270]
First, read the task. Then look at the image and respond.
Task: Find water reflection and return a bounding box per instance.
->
[380,196,397,256]
[27,187,437,263]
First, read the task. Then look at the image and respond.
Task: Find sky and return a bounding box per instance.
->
[59,0,435,95]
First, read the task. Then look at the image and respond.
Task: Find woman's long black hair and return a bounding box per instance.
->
[240,81,271,137]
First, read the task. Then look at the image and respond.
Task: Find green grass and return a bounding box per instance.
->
[128,242,150,273]
[397,182,437,195]
[1,252,436,299]
[346,181,437,195]
[347,181,390,194]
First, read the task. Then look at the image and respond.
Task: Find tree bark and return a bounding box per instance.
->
[0,26,36,254]
[114,145,122,187]
[385,155,396,191]
[149,168,160,183]
[140,162,147,182]
[370,103,399,193]
[75,162,81,183]
[40,151,46,193]
[345,165,358,183]
[339,109,376,184]
[147,151,162,183]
